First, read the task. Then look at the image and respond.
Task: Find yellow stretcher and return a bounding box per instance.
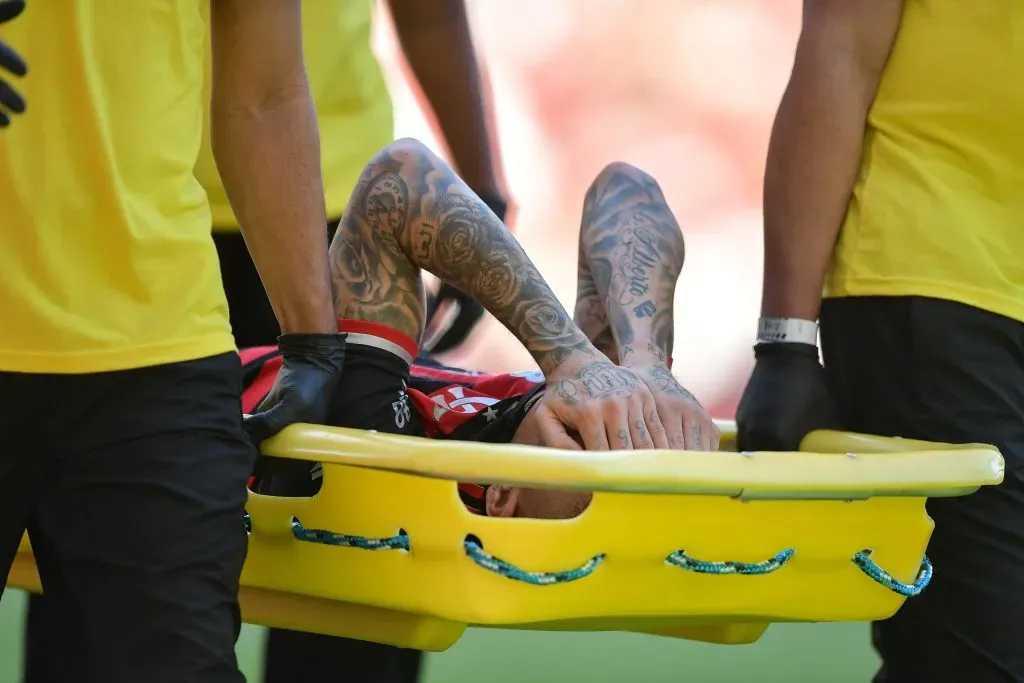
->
[10,420,1004,652]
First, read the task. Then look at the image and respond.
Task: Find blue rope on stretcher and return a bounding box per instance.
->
[666,548,796,575]
[290,517,410,551]
[253,512,931,596]
[463,537,606,586]
[853,550,933,597]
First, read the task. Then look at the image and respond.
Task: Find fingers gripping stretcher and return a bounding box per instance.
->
[10,420,1004,651]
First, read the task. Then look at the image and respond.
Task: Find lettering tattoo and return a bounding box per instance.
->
[553,360,643,405]
[575,163,684,365]
[330,140,594,375]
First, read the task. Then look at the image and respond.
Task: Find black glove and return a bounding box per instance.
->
[423,191,508,354]
[244,333,347,448]
[0,0,27,128]
[736,342,843,452]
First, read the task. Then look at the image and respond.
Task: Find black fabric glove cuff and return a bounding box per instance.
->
[752,341,819,361]
[276,333,348,373]
[277,332,347,357]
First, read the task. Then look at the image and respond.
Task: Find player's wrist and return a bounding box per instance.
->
[756,316,819,347]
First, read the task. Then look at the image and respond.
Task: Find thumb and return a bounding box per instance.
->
[534,408,582,451]
[244,403,290,449]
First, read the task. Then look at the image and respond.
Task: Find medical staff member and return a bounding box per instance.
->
[19,1,507,682]
[0,2,347,681]
[738,1,1024,681]
[204,0,511,353]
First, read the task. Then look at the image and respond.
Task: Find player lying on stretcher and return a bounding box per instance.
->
[246,138,718,520]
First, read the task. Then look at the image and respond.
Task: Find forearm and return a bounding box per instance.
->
[573,244,619,363]
[388,0,505,196]
[341,138,595,375]
[211,92,335,334]
[579,163,683,367]
[209,0,335,334]
[761,1,901,320]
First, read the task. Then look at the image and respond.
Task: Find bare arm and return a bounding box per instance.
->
[575,162,716,450]
[209,0,334,334]
[332,138,593,376]
[578,163,684,368]
[331,138,671,451]
[761,0,903,320]
[386,0,507,200]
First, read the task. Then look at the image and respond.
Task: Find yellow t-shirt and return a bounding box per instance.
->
[0,1,234,373]
[825,1,1024,323]
[195,0,394,229]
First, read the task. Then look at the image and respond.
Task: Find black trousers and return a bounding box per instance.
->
[820,296,1024,683]
[6,353,255,683]
[24,225,423,683]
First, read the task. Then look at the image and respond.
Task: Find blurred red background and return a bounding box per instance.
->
[376,0,800,420]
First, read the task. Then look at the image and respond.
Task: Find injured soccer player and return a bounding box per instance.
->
[246,138,718,520]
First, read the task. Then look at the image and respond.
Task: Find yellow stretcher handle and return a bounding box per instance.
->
[255,418,1004,499]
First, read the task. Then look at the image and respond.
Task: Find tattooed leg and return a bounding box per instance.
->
[578,161,685,366]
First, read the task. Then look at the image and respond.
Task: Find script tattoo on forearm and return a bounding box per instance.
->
[332,140,594,375]
[577,163,684,365]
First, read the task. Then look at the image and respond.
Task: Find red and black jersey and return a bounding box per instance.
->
[241,321,544,514]
[240,348,545,440]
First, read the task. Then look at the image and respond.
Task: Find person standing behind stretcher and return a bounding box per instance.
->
[200,0,510,352]
[737,1,1024,681]
[22,3,509,682]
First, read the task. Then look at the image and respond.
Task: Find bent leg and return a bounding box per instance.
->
[821,296,1024,683]
[572,162,685,365]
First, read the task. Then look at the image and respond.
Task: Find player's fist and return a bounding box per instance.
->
[736,342,843,452]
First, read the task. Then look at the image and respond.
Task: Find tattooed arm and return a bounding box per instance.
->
[576,162,718,450]
[330,138,670,451]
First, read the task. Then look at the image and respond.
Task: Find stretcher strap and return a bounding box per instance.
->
[666,548,795,575]
[853,550,933,597]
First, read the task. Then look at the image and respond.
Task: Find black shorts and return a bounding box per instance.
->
[2,353,256,683]
[820,296,1024,683]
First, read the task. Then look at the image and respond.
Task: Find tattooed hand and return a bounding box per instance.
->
[529,357,671,451]
[632,364,718,451]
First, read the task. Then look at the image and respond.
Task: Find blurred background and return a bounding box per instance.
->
[403,0,801,420]
[0,1,883,680]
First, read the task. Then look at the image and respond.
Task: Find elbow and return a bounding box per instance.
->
[582,161,685,269]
